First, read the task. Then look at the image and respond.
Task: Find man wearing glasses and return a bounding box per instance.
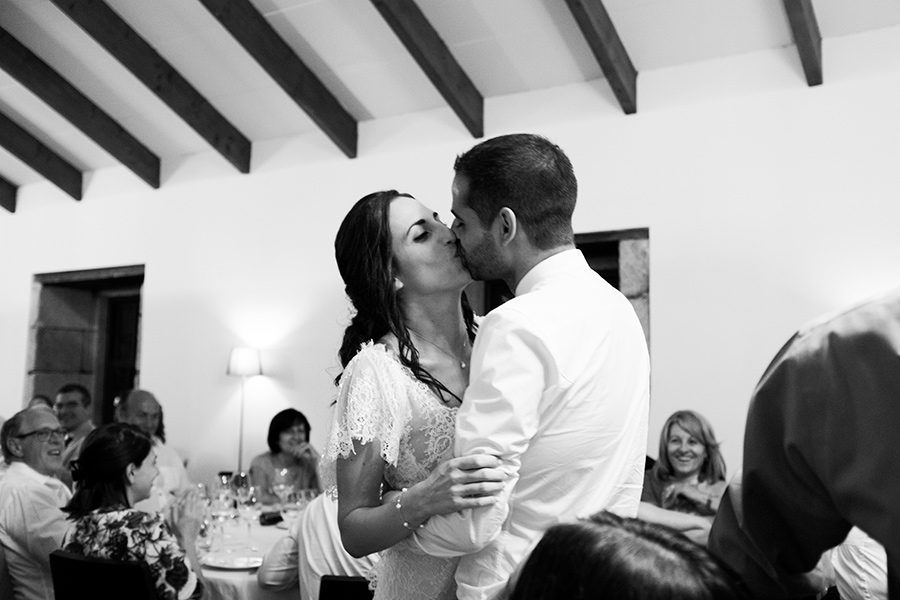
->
[0,407,72,600]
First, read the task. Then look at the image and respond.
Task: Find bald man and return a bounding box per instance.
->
[116,389,192,512]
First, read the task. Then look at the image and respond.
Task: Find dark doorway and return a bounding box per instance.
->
[28,265,143,424]
[102,294,141,423]
[466,229,649,346]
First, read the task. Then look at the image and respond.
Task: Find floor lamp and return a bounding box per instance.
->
[227,347,262,474]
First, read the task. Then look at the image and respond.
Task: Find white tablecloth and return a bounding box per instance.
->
[202,519,297,600]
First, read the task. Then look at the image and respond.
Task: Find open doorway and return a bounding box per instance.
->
[27,265,143,425]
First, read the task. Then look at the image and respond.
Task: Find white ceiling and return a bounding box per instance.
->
[2,0,900,189]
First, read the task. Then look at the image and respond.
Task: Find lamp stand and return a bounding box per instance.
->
[238,375,247,474]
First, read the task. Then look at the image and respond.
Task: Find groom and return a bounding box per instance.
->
[411,133,651,599]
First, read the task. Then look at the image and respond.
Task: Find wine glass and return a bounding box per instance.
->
[231,472,251,503]
[195,483,213,551]
[279,491,303,527]
[236,485,262,549]
[271,468,294,508]
[296,488,318,509]
[208,482,235,550]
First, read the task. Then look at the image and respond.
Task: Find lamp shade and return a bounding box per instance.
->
[227,347,262,377]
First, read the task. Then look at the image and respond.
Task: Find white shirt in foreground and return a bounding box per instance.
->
[831,527,887,600]
[0,461,72,600]
[258,493,379,600]
[413,249,651,600]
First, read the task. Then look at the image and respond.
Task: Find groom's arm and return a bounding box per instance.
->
[411,310,546,556]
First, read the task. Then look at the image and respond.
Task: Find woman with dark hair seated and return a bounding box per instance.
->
[507,511,748,600]
[250,408,321,505]
[62,423,205,600]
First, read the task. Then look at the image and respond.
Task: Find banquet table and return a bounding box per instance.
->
[201,517,297,600]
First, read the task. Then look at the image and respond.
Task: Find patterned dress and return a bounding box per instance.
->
[63,506,202,600]
[322,342,460,600]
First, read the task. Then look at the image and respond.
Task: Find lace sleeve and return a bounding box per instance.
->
[320,343,410,495]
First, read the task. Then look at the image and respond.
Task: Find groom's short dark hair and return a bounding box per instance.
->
[453,133,576,250]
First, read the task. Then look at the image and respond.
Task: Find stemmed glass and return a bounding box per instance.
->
[208,478,235,549]
[279,491,303,528]
[231,472,251,502]
[195,483,213,551]
[271,468,294,509]
[236,485,262,550]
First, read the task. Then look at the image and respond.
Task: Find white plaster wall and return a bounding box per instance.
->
[2,26,900,483]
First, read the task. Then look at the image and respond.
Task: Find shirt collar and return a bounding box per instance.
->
[514,248,586,296]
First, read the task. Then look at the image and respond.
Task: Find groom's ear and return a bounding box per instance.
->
[497,207,517,247]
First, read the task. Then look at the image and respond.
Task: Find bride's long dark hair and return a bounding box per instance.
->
[334,190,476,400]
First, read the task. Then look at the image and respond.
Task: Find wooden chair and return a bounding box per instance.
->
[49,549,158,600]
[318,574,373,600]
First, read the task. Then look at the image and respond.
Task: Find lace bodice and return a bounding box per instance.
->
[322,342,459,491]
[321,342,461,600]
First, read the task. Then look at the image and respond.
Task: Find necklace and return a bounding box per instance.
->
[408,329,470,370]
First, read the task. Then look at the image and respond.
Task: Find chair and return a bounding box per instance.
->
[318,574,373,600]
[49,549,158,600]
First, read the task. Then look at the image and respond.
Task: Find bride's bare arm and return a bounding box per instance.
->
[337,439,506,558]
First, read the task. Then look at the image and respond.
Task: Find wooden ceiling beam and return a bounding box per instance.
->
[0,27,160,188]
[371,0,483,138]
[198,0,357,158]
[564,0,638,114]
[0,110,82,201]
[782,0,823,86]
[48,0,252,172]
[0,175,17,213]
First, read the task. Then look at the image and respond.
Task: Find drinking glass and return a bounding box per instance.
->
[279,492,303,528]
[195,482,213,551]
[296,488,318,509]
[231,472,251,502]
[236,485,262,549]
[271,468,294,508]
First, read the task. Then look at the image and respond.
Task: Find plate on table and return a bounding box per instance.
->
[200,553,263,570]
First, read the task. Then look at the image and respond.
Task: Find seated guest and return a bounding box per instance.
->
[709,289,900,598]
[258,492,379,600]
[506,511,748,600]
[116,389,192,512]
[54,383,96,489]
[0,407,72,600]
[250,408,320,505]
[62,423,205,600]
[639,410,727,545]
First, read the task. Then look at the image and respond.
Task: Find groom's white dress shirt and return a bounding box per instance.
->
[413,249,651,600]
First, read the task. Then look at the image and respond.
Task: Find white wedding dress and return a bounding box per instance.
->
[322,342,460,600]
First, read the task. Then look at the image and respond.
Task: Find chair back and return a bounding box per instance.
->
[50,549,158,600]
[318,574,373,600]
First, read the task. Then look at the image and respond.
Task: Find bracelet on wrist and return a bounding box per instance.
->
[395,487,425,530]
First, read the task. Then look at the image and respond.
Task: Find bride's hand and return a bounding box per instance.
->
[400,454,508,525]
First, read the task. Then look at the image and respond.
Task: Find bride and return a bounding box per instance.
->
[322,190,507,599]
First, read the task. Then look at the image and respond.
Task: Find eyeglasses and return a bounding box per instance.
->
[15,428,66,442]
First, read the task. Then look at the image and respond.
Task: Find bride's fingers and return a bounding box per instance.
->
[455,495,501,508]
[452,481,506,497]
[449,454,501,471]
[450,466,508,484]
